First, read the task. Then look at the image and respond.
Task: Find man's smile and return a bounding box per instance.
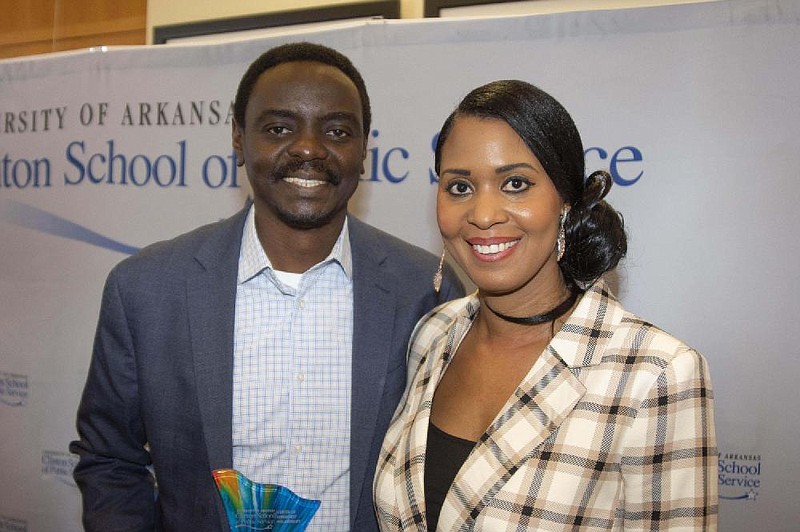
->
[283,177,328,188]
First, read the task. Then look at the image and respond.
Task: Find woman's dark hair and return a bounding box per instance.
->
[435,80,626,287]
[233,42,371,136]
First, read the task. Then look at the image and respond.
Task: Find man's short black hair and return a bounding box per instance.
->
[233,41,371,136]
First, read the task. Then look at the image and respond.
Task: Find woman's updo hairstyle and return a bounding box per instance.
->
[434,80,627,287]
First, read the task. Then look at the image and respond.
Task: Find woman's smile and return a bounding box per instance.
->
[466,237,520,261]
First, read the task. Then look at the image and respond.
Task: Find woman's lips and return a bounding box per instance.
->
[467,238,520,261]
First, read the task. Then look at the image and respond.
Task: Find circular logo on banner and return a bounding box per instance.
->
[718,451,762,501]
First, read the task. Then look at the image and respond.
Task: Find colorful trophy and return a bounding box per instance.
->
[212,469,320,531]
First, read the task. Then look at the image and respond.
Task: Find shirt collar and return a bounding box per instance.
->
[238,204,353,284]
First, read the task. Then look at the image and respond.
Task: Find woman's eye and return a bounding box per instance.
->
[446,181,472,196]
[502,177,531,193]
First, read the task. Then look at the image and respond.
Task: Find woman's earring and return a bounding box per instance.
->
[557,210,567,262]
[433,249,445,293]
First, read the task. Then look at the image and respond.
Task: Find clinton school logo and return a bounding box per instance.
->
[718,451,761,501]
[0,372,29,407]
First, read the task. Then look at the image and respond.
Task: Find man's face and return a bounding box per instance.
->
[233,61,366,230]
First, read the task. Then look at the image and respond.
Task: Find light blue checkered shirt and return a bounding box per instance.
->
[233,206,353,530]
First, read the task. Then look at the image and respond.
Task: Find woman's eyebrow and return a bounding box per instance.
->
[496,162,537,174]
[440,168,471,176]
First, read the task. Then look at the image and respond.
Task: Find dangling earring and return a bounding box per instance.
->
[556,209,567,262]
[433,249,445,293]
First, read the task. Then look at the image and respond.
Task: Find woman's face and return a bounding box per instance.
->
[437,116,565,297]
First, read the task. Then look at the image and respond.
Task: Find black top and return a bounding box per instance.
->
[424,422,476,530]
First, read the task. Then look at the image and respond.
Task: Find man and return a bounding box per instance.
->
[70,42,462,531]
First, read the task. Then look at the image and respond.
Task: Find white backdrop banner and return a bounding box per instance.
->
[1,0,798,529]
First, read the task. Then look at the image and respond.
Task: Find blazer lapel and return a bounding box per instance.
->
[348,217,398,527]
[440,281,624,529]
[402,316,469,530]
[186,207,248,470]
[440,348,586,530]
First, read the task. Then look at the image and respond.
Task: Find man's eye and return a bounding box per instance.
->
[328,128,350,139]
[266,126,291,135]
[446,181,472,196]
[501,177,531,193]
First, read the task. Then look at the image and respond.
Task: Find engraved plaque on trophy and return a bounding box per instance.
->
[212,469,320,531]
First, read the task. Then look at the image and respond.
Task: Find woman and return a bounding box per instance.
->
[374,80,717,530]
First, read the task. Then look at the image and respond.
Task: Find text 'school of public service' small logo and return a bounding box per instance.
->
[0,372,29,407]
[0,515,28,532]
[41,450,79,487]
[719,451,761,501]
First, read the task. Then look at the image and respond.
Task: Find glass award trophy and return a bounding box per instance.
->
[212,469,320,531]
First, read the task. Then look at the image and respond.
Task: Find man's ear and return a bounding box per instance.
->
[232,119,245,167]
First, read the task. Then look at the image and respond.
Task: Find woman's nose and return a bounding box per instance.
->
[468,191,508,229]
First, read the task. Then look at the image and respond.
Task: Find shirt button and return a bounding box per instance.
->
[297,299,305,309]
[296,373,305,382]
[294,444,303,454]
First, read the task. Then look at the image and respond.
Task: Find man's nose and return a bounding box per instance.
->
[287,130,327,160]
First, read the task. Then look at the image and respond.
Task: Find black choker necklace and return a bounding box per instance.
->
[483,288,579,325]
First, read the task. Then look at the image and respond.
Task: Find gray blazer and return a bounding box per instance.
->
[71,205,463,531]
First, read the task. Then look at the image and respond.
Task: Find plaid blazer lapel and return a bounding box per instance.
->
[387,307,471,531]
[439,346,586,531]
[439,281,622,530]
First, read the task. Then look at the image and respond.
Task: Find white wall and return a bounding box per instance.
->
[146,0,720,42]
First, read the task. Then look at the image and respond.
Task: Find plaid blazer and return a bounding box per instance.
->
[374,280,717,531]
